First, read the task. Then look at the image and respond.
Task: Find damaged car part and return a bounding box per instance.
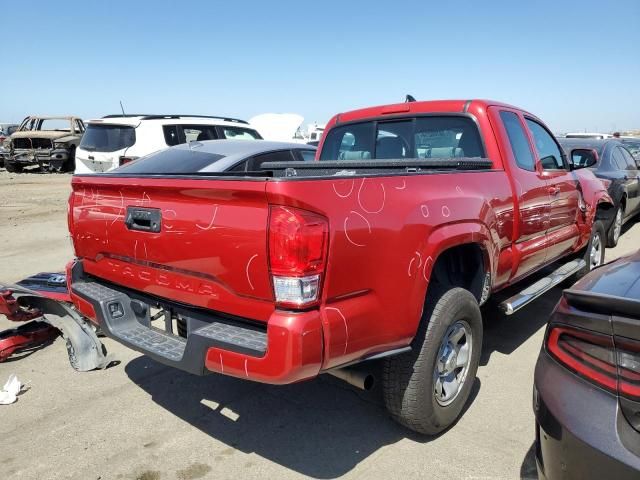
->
[0,283,113,371]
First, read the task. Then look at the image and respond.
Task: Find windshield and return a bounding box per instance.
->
[114,147,225,174]
[80,124,136,152]
[319,116,484,161]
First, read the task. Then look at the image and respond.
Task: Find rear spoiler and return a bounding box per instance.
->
[564,289,640,319]
[261,158,493,177]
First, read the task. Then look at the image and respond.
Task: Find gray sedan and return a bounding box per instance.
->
[109,140,316,175]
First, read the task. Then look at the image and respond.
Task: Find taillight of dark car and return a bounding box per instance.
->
[547,325,640,430]
[268,205,328,309]
[119,156,139,166]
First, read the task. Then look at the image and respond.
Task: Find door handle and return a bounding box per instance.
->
[548,187,560,196]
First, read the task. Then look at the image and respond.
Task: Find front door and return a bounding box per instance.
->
[524,118,580,263]
[489,107,550,281]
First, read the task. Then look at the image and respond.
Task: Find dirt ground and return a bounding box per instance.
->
[1,171,639,480]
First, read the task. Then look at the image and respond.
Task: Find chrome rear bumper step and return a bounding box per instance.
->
[499,259,586,315]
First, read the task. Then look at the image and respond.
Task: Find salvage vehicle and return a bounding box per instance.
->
[533,250,640,479]
[75,115,262,174]
[5,116,85,172]
[0,123,19,167]
[60,99,613,435]
[559,138,640,247]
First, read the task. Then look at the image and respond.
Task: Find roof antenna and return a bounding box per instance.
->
[119,100,126,116]
[405,94,416,103]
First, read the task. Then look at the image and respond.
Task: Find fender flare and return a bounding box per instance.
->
[420,220,495,297]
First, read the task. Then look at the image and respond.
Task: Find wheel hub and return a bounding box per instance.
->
[433,321,473,406]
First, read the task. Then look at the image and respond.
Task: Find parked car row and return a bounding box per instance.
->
[0,113,268,173]
[558,138,640,247]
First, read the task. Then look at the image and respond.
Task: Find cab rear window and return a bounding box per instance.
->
[319,116,484,161]
[80,124,136,152]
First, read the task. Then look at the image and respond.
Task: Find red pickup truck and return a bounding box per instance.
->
[65,99,612,434]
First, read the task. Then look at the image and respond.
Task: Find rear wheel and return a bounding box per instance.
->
[62,147,76,172]
[606,205,623,248]
[382,287,482,435]
[5,162,22,173]
[576,220,605,279]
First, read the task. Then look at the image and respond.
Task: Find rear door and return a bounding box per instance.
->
[524,118,580,262]
[490,107,549,280]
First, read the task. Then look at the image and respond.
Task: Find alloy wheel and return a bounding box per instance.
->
[433,320,473,406]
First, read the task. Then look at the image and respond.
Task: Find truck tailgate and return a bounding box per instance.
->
[70,175,274,321]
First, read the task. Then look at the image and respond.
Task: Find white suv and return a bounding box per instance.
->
[74,114,262,174]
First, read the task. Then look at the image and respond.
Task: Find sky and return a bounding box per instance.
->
[1,0,639,133]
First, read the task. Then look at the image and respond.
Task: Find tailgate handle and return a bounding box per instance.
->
[125,207,161,233]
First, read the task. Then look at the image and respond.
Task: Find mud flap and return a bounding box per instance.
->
[0,283,114,371]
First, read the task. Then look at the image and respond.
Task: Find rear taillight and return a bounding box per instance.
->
[547,327,617,392]
[67,192,77,255]
[268,205,328,308]
[547,325,640,430]
[119,156,138,166]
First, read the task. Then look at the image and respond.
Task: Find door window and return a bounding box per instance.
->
[525,119,565,170]
[182,125,217,142]
[298,149,316,161]
[619,147,638,171]
[221,127,261,140]
[500,111,535,171]
[611,147,627,171]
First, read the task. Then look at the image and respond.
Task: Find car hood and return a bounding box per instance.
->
[573,249,640,299]
[11,131,75,140]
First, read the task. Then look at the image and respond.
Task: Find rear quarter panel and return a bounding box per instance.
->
[267,171,513,368]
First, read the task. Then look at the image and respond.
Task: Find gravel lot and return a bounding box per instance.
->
[1,171,638,480]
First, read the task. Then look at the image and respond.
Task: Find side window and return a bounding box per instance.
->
[182,125,217,142]
[222,127,261,140]
[298,149,316,161]
[500,111,535,171]
[619,147,638,170]
[163,125,181,146]
[525,119,564,170]
[246,150,295,171]
[611,147,627,170]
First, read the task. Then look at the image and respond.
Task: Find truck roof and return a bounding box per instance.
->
[330,99,532,125]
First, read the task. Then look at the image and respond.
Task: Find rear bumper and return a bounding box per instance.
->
[68,262,323,383]
[534,351,640,480]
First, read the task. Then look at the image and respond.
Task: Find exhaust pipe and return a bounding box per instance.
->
[327,368,375,391]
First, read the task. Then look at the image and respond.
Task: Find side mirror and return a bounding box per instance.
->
[570,148,598,169]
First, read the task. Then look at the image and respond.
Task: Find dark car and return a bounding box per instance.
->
[534,250,640,479]
[558,138,640,247]
[112,140,317,175]
[621,138,640,163]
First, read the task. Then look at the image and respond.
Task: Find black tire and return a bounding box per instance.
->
[606,205,623,248]
[5,162,22,173]
[62,147,76,172]
[382,287,483,435]
[576,220,606,279]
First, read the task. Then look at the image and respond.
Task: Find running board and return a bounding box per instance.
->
[499,259,586,315]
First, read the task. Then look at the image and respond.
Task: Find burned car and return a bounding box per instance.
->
[5,116,85,172]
